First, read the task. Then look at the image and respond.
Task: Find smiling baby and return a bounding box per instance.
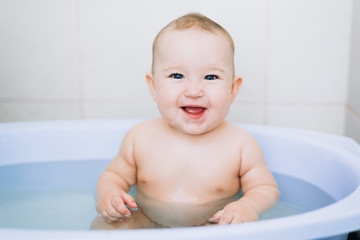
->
[92,13,279,229]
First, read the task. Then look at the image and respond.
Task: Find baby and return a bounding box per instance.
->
[92,13,279,229]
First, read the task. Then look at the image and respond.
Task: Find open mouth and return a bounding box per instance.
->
[181,106,207,119]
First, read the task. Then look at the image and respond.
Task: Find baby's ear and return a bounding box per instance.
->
[146,72,157,101]
[230,76,242,103]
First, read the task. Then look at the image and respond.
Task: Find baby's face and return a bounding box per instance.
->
[147,28,241,135]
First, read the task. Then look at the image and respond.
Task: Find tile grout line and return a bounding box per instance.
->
[75,0,85,119]
[262,0,272,126]
[346,104,360,121]
[0,98,347,107]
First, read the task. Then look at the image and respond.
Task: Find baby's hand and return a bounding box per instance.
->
[208,200,259,224]
[96,189,138,222]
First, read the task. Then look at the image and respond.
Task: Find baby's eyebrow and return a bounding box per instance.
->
[206,67,225,73]
[162,66,182,72]
[161,66,226,73]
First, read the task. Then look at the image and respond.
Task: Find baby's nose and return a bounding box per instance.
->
[183,80,204,97]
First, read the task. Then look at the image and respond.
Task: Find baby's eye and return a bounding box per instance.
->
[170,73,184,79]
[204,75,218,80]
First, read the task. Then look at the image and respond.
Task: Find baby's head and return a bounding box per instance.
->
[151,13,235,74]
[147,13,242,135]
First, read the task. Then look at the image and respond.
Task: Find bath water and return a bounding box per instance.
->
[0,160,335,230]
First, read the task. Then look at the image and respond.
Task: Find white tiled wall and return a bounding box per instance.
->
[263,0,352,135]
[345,0,360,143]
[0,0,354,135]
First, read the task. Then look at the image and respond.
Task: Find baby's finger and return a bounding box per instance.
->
[208,210,224,223]
[106,205,123,218]
[122,193,138,209]
[99,209,121,222]
[112,197,131,216]
[219,214,234,225]
[230,215,246,224]
[96,201,118,220]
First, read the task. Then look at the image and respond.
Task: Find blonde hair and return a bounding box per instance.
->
[151,13,235,72]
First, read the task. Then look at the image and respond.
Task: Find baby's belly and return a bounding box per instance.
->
[136,189,237,227]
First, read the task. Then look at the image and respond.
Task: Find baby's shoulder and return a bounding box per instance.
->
[224,121,251,136]
[223,122,259,144]
[126,118,163,137]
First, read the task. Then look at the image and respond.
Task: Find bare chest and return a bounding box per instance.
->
[135,141,241,200]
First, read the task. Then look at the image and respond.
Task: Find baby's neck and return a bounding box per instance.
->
[162,118,228,139]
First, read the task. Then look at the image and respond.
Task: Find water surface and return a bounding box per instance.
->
[0,160,335,230]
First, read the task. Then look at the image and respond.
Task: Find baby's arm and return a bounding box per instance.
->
[96,130,138,222]
[209,134,280,224]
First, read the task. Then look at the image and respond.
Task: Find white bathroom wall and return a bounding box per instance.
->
[345,0,360,143]
[262,0,351,134]
[0,0,353,135]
